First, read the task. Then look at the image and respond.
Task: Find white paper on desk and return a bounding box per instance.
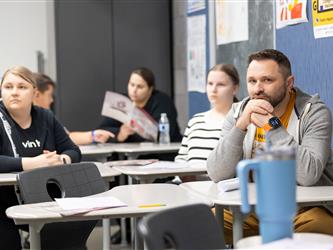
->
[139,161,187,169]
[55,197,127,216]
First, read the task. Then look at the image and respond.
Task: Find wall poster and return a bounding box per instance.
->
[312,0,333,38]
[187,14,206,92]
[215,0,248,45]
[276,0,308,29]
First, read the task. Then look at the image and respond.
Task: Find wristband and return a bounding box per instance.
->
[91,130,96,143]
[263,123,272,132]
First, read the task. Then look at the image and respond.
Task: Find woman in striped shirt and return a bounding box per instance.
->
[175,64,240,175]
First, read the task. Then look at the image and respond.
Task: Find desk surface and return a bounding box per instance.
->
[6,183,213,225]
[181,181,333,247]
[79,143,117,156]
[180,181,333,206]
[93,162,121,181]
[80,142,180,157]
[0,173,17,186]
[0,163,121,186]
[113,142,180,154]
[112,161,206,182]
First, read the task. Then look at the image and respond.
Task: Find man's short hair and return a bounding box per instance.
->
[33,73,56,93]
[248,49,292,79]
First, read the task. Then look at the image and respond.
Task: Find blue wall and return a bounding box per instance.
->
[188,91,210,116]
[276,1,333,114]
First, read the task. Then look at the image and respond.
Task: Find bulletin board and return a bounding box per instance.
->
[187,1,275,118]
[215,1,275,99]
[187,0,211,118]
[276,0,333,115]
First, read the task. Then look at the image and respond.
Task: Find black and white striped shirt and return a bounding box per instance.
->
[175,111,224,167]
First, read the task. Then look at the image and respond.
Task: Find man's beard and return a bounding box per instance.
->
[251,86,287,108]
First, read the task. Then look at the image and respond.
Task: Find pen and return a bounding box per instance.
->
[138,203,166,208]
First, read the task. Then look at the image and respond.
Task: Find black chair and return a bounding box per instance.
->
[16,162,106,250]
[138,203,225,250]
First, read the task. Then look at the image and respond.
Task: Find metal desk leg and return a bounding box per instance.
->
[119,175,128,246]
[103,219,111,250]
[120,218,128,247]
[128,176,133,185]
[119,153,139,247]
[102,178,111,250]
[231,206,243,247]
[215,204,226,248]
[125,153,139,160]
[29,223,43,250]
[134,217,144,250]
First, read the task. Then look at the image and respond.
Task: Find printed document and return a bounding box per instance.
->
[101,91,158,141]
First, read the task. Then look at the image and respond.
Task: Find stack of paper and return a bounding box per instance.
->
[55,197,127,216]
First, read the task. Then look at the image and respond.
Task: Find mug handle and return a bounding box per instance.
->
[236,159,259,213]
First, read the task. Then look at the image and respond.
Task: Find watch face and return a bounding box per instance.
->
[269,117,282,129]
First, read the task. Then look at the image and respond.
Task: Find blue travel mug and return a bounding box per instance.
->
[237,147,296,243]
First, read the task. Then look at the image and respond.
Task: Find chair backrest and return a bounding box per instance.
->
[17,162,106,250]
[138,203,225,250]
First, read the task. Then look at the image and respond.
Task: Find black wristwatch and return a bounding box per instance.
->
[263,117,282,131]
[268,116,282,129]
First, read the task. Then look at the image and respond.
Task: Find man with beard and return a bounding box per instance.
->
[207,49,333,244]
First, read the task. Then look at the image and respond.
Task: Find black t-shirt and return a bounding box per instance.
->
[14,118,43,157]
[0,102,81,173]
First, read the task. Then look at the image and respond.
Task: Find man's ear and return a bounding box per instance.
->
[34,90,40,98]
[286,75,294,91]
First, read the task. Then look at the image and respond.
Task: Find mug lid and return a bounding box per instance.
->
[256,145,296,160]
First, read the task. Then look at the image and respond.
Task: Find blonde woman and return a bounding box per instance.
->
[175,64,239,177]
[0,66,81,249]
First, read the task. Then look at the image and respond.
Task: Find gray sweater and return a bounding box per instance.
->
[207,87,333,191]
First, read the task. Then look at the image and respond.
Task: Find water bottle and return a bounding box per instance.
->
[158,113,170,144]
